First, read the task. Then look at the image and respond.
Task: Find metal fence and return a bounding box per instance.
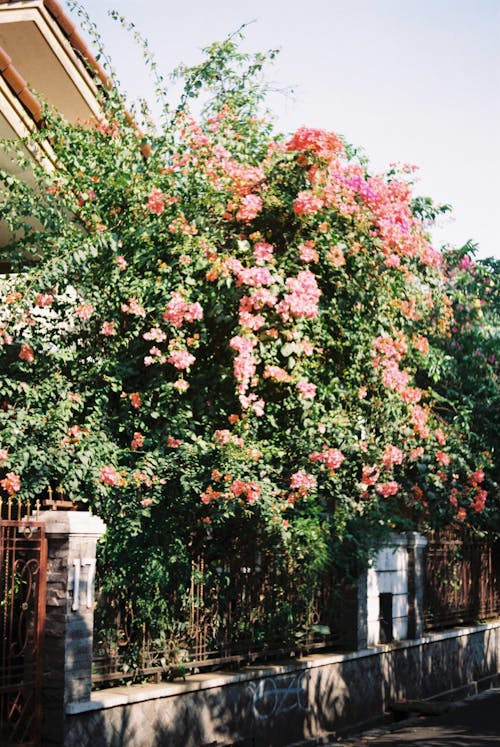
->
[0,497,47,747]
[92,545,347,688]
[424,530,500,631]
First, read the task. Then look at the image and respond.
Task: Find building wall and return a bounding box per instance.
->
[64,621,500,747]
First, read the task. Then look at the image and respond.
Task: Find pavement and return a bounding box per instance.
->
[333,687,500,746]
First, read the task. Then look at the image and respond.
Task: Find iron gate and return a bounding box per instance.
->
[0,520,47,746]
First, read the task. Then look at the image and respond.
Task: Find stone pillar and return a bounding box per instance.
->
[38,511,106,746]
[406,532,428,639]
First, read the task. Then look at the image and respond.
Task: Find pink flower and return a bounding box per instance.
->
[163,292,203,328]
[0,449,8,462]
[167,349,196,370]
[277,271,321,321]
[174,379,190,393]
[35,293,54,307]
[289,470,316,495]
[414,335,429,356]
[434,428,447,446]
[382,444,404,470]
[230,479,261,503]
[19,344,34,363]
[101,321,117,336]
[435,450,450,466]
[410,405,430,439]
[1,471,21,495]
[99,465,120,486]
[131,432,144,450]
[420,244,442,267]
[298,241,319,263]
[385,253,401,268]
[129,392,141,409]
[286,127,344,157]
[361,465,379,487]
[297,380,316,400]
[253,242,274,264]
[263,365,291,383]
[309,448,345,473]
[167,436,181,448]
[143,327,167,342]
[293,191,324,216]
[75,303,95,320]
[115,255,127,270]
[236,194,263,222]
[121,298,146,317]
[471,489,487,513]
[326,245,346,267]
[147,188,165,215]
[376,481,399,497]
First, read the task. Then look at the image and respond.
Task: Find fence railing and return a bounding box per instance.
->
[424,530,500,631]
[92,547,348,688]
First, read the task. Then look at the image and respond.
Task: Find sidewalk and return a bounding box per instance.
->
[335,687,500,746]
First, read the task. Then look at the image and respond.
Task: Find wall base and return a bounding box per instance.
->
[63,621,500,747]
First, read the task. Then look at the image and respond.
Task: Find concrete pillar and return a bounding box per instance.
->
[38,511,106,746]
[406,531,428,639]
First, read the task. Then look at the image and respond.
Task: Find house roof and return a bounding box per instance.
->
[0,0,109,125]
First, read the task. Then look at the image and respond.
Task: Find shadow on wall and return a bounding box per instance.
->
[63,626,500,747]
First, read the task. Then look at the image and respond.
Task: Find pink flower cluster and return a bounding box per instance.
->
[309,448,345,473]
[35,293,54,307]
[277,271,321,321]
[253,242,274,264]
[382,444,404,469]
[75,303,95,320]
[289,470,316,496]
[293,191,324,216]
[230,479,261,503]
[236,194,263,222]
[1,471,21,495]
[163,292,203,328]
[410,405,430,439]
[286,127,344,158]
[296,380,316,400]
[361,465,379,487]
[214,430,244,447]
[99,465,120,486]
[376,481,399,497]
[19,344,34,363]
[263,365,291,383]
[167,349,196,370]
[121,298,146,317]
[230,335,258,395]
[147,188,165,215]
[131,432,144,450]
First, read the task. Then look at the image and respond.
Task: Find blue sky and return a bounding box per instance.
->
[74,0,500,258]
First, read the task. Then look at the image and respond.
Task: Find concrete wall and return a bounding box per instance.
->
[64,621,500,747]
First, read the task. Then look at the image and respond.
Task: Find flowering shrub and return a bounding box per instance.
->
[0,26,497,636]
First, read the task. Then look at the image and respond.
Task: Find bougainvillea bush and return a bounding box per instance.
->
[0,26,497,644]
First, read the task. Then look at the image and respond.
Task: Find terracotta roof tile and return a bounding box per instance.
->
[0,44,43,121]
[0,1,150,155]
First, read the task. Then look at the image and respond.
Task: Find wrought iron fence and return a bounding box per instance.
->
[0,498,47,747]
[424,530,500,631]
[92,544,348,688]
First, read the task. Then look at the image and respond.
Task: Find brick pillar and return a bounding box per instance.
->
[406,532,428,639]
[38,511,106,746]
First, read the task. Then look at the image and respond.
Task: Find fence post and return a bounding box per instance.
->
[37,510,106,746]
[406,531,428,639]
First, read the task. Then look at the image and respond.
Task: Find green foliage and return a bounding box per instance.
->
[0,13,497,645]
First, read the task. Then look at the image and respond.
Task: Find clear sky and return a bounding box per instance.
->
[73,0,500,259]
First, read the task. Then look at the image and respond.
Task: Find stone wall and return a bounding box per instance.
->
[64,621,500,747]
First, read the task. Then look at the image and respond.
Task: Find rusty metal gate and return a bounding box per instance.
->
[0,519,47,746]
